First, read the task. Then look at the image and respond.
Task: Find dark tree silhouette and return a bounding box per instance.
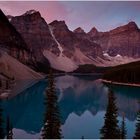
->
[120,113,127,139]
[133,102,140,139]
[6,116,13,139]
[100,89,120,139]
[0,100,5,139]
[41,70,62,139]
[0,80,2,88]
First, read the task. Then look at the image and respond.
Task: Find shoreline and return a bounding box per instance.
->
[102,79,140,88]
[0,79,43,99]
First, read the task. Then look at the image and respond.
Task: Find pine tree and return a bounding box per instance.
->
[6,116,13,139]
[41,70,62,139]
[0,100,5,139]
[133,101,140,139]
[100,89,120,139]
[120,113,127,139]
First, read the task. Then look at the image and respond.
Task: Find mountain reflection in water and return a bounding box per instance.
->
[0,75,140,138]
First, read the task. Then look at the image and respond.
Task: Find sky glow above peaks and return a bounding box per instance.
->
[0,1,140,32]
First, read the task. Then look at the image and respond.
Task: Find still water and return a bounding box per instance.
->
[1,75,140,139]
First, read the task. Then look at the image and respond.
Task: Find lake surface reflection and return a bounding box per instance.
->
[1,75,140,139]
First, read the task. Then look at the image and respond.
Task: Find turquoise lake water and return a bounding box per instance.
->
[1,75,140,139]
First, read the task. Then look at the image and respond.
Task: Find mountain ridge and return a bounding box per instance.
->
[1,9,140,72]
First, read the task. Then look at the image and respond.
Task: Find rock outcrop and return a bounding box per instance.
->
[10,10,60,72]
[0,9,29,64]
[74,27,89,40]
[49,20,103,59]
[88,21,140,57]
[10,10,58,54]
[4,9,140,72]
[9,11,103,72]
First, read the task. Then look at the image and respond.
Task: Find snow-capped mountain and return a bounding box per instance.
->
[2,9,140,72]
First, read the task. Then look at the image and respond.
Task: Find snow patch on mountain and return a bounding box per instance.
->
[43,50,78,72]
[96,56,140,67]
[103,52,122,60]
[23,10,38,16]
[7,15,13,21]
[103,52,112,60]
[103,52,110,57]
[48,25,63,56]
[115,54,122,60]
[100,52,140,67]
[43,45,140,72]
[116,54,122,58]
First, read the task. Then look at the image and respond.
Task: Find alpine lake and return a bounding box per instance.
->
[1,74,140,139]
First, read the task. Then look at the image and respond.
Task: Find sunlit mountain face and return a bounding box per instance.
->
[0,75,139,138]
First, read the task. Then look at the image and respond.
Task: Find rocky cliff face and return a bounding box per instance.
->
[88,21,140,57]
[0,9,29,64]
[10,10,58,54]
[9,11,103,72]
[74,27,88,39]
[5,9,140,72]
[10,10,60,72]
[49,20,103,59]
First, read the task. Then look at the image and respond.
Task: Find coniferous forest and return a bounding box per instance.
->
[103,61,140,84]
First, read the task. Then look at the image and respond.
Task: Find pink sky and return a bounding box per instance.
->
[1,1,140,32]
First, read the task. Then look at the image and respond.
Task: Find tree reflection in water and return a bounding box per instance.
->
[6,116,13,139]
[133,101,140,139]
[120,113,127,139]
[100,89,120,139]
[41,70,62,139]
[0,99,5,139]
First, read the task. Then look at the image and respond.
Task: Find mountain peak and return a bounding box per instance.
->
[88,27,98,37]
[127,21,138,29]
[89,27,98,33]
[0,9,28,51]
[23,10,39,16]
[110,21,139,35]
[12,9,42,22]
[49,20,68,30]
[50,20,66,25]
[74,27,85,34]
[7,15,13,21]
